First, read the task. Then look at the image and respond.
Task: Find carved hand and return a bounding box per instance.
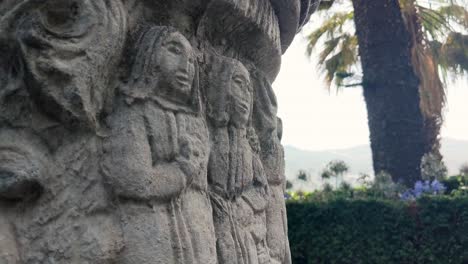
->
[177,135,203,184]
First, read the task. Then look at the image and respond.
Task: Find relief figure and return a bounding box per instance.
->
[251,71,292,264]
[0,0,297,262]
[102,26,216,264]
[205,54,270,264]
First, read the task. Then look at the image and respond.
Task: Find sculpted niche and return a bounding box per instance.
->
[0,0,316,263]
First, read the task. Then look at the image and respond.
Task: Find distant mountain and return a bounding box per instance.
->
[284,138,468,190]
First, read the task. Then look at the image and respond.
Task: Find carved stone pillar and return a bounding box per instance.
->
[0,1,317,263]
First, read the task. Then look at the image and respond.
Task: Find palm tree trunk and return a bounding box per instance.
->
[402,0,445,168]
[351,0,426,186]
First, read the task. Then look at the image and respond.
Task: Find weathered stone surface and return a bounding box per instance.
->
[198,0,282,81]
[0,0,316,263]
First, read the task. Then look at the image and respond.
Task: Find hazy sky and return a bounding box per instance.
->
[273,30,468,151]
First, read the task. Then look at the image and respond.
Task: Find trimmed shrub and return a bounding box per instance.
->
[287,197,468,264]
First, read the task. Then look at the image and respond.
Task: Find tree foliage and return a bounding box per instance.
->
[297,170,309,182]
[306,0,467,185]
[307,0,467,88]
[320,160,349,188]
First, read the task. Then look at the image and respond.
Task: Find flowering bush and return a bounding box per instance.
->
[284,176,467,203]
[400,180,446,201]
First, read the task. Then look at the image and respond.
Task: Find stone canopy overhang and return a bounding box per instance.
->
[270,0,320,53]
[198,0,318,82]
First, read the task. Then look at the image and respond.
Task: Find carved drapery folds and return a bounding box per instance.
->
[17,0,127,129]
[0,0,315,263]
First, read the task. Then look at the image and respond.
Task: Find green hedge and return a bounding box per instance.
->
[287,197,468,264]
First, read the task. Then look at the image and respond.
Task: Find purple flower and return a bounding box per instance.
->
[401,180,446,201]
[400,190,414,201]
[431,180,446,194]
[422,180,431,192]
[414,181,424,198]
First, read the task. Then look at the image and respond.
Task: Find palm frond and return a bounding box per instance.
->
[440,32,468,72]
[417,5,454,40]
[306,10,356,88]
[306,11,354,55]
[305,0,465,90]
[318,37,342,64]
[401,0,446,153]
[317,0,338,11]
[321,34,359,86]
[436,4,468,28]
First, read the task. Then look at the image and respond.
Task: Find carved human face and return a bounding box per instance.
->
[16,0,126,128]
[230,63,252,126]
[155,32,195,103]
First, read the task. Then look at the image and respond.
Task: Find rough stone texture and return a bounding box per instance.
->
[0,1,315,263]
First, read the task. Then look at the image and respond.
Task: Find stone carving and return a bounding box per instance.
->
[204,54,270,264]
[102,26,216,264]
[0,127,123,263]
[0,0,316,263]
[16,0,127,129]
[251,71,291,264]
[1,1,126,263]
[0,216,19,263]
[0,129,46,202]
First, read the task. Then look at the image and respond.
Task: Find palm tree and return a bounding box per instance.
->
[321,160,349,189]
[320,169,333,185]
[297,170,309,182]
[309,0,467,86]
[307,0,467,186]
[296,170,309,190]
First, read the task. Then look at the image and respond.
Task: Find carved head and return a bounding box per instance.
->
[156,30,196,101]
[10,0,127,129]
[127,26,199,111]
[229,61,252,127]
[205,55,252,127]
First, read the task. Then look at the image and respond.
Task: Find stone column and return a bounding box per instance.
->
[0,0,317,263]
